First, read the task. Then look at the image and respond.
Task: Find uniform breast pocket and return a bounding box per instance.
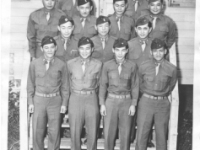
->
[128,50,140,60]
[156,76,169,91]
[159,26,169,36]
[50,72,60,86]
[87,25,97,36]
[36,71,45,86]
[123,73,131,87]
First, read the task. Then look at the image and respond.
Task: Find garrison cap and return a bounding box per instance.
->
[151,38,166,50]
[113,38,128,48]
[78,37,94,48]
[96,16,111,25]
[41,36,56,47]
[135,16,151,27]
[77,0,92,6]
[113,0,127,4]
[148,0,163,4]
[59,15,74,26]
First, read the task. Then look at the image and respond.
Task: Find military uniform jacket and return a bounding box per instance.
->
[27,56,70,106]
[54,35,79,62]
[91,35,116,63]
[138,59,178,96]
[137,10,177,49]
[27,8,65,58]
[127,37,152,66]
[72,15,97,40]
[108,13,136,40]
[125,0,148,20]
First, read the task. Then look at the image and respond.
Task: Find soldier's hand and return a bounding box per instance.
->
[128,105,136,116]
[100,105,106,116]
[60,105,67,114]
[29,104,34,113]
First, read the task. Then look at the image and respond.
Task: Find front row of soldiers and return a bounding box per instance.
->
[27,32,177,150]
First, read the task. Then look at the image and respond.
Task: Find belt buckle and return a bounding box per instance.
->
[154,96,159,100]
[80,91,85,94]
[46,94,49,98]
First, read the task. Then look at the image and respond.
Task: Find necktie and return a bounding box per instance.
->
[101,38,106,49]
[81,18,86,28]
[46,60,50,71]
[82,61,86,73]
[46,12,50,21]
[117,18,121,30]
[155,63,160,75]
[141,41,146,51]
[152,17,157,29]
[135,0,139,12]
[73,0,76,6]
[118,63,122,75]
[64,40,67,50]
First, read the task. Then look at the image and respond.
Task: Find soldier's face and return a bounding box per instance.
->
[41,43,57,59]
[135,23,152,39]
[58,22,74,38]
[78,44,93,59]
[96,22,110,36]
[112,47,128,61]
[149,0,163,15]
[113,1,127,16]
[151,47,166,62]
[42,0,56,10]
[77,2,93,18]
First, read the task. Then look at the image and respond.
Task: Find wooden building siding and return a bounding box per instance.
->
[11,0,195,84]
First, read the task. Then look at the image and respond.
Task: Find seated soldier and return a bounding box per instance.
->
[136,38,178,150]
[67,37,102,150]
[55,15,79,62]
[91,15,116,63]
[100,38,139,150]
[72,0,97,40]
[109,0,136,41]
[27,0,65,59]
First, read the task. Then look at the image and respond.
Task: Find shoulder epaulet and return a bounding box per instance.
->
[67,57,77,65]
[91,35,98,41]
[54,36,59,40]
[108,14,113,18]
[110,36,117,40]
[93,58,102,65]
[129,37,137,42]
[165,60,176,69]
[140,60,151,66]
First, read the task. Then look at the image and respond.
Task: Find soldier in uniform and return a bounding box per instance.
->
[137,0,177,50]
[108,0,136,41]
[125,0,148,20]
[136,38,178,150]
[55,0,95,17]
[91,16,116,63]
[127,16,153,66]
[100,38,139,150]
[55,15,79,62]
[67,37,102,150]
[27,36,69,150]
[72,0,97,40]
[27,0,65,59]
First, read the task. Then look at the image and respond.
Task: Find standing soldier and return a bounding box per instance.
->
[125,0,148,20]
[91,16,116,63]
[138,0,177,50]
[27,36,69,150]
[136,38,177,150]
[27,0,65,59]
[72,0,97,40]
[67,37,102,150]
[127,16,153,66]
[55,15,79,62]
[108,0,136,41]
[100,38,139,150]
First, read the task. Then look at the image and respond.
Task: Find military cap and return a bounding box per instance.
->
[151,38,166,50]
[135,16,152,27]
[78,37,94,48]
[77,0,92,6]
[59,15,74,26]
[113,38,128,48]
[148,0,163,4]
[113,0,127,4]
[41,36,57,47]
[96,16,111,25]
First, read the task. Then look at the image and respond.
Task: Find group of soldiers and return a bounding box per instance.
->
[27,0,178,150]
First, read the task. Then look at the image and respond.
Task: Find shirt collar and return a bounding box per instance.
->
[114,13,124,22]
[78,56,91,64]
[79,15,91,22]
[59,34,71,43]
[114,58,126,65]
[152,58,164,66]
[42,7,55,14]
[98,34,109,42]
[42,56,55,65]
[138,37,148,45]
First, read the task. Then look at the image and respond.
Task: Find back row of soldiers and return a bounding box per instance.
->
[27,0,178,150]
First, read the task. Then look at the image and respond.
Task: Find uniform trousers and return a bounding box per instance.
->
[104,97,133,150]
[33,95,62,150]
[68,92,100,150]
[136,96,170,150]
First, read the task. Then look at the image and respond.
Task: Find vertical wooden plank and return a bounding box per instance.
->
[193,1,200,149]
[168,44,179,150]
[1,0,11,150]
[94,0,100,17]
